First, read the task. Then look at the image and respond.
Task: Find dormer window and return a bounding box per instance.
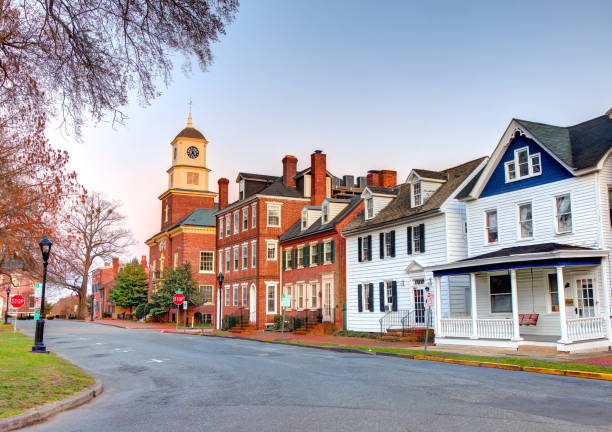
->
[322,204,330,224]
[504,147,541,182]
[239,179,245,200]
[366,197,374,219]
[301,211,308,230]
[413,182,422,206]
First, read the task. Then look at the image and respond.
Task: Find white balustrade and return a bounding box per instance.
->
[567,317,606,342]
[439,318,472,338]
[476,319,513,339]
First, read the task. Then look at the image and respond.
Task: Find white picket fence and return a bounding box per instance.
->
[476,319,514,339]
[567,317,606,342]
[439,318,472,338]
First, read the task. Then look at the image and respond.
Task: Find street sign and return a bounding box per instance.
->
[426,292,434,308]
[10,295,25,309]
[173,293,185,305]
[183,301,188,309]
[34,282,42,319]
[281,294,291,308]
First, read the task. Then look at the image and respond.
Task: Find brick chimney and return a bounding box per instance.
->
[282,155,298,188]
[380,170,397,188]
[366,170,381,186]
[218,178,229,209]
[141,255,147,269]
[311,150,327,206]
[112,257,120,276]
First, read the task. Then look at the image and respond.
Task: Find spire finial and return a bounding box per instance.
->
[187,98,193,127]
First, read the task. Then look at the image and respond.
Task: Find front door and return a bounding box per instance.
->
[249,284,257,323]
[322,279,334,322]
[414,287,425,325]
[575,277,596,318]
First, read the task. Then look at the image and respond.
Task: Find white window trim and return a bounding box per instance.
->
[224,286,230,306]
[413,182,422,207]
[504,147,542,183]
[266,203,282,228]
[265,282,278,314]
[251,203,257,228]
[241,283,248,306]
[284,247,293,270]
[553,193,573,235]
[251,240,257,268]
[218,219,223,239]
[484,209,499,246]
[361,282,371,312]
[309,242,318,266]
[200,285,214,305]
[242,207,249,232]
[365,197,374,220]
[296,245,305,268]
[225,215,231,236]
[233,284,239,306]
[233,246,239,271]
[198,250,215,273]
[544,270,560,314]
[266,240,278,261]
[517,201,534,240]
[241,243,249,270]
[322,204,330,224]
[488,273,513,315]
[224,248,231,273]
[233,211,240,234]
[324,239,333,264]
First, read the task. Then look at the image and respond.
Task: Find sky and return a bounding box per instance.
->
[47,0,612,261]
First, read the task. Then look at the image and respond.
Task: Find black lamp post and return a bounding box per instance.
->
[3,285,10,325]
[217,272,224,329]
[31,235,52,354]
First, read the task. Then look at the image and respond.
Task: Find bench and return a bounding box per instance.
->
[518,313,539,326]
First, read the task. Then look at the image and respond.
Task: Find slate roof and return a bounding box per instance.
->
[257,179,304,198]
[516,114,612,170]
[174,127,206,141]
[366,186,400,195]
[237,172,279,182]
[343,157,486,235]
[413,169,448,181]
[458,243,595,262]
[280,197,361,242]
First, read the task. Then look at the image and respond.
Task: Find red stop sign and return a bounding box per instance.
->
[173,293,185,305]
[10,295,25,309]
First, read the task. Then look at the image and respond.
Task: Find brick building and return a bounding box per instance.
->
[145,113,218,325]
[215,150,365,330]
[0,273,38,318]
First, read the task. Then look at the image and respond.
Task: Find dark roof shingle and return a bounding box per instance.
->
[174,127,206,141]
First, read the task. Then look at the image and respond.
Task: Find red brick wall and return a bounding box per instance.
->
[161,194,215,231]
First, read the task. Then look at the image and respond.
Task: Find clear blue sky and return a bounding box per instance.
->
[49,0,612,260]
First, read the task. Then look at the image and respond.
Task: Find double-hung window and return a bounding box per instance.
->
[366,197,374,219]
[267,204,281,227]
[505,147,542,182]
[490,275,512,313]
[242,243,248,269]
[225,286,230,306]
[555,194,572,233]
[218,219,223,239]
[199,251,214,272]
[233,284,238,306]
[266,283,277,314]
[266,240,277,261]
[547,273,559,312]
[201,285,213,304]
[242,207,249,231]
[360,236,370,261]
[233,246,239,271]
[233,212,239,234]
[310,283,318,308]
[485,210,498,244]
[225,249,231,273]
[413,182,422,206]
[225,216,230,237]
[322,204,330,223]
[251,241,257,268]
[325,241,333,263]
[518,202,533,239]
[297,247,304,267]
[413,225,422,253]
[386,281,393,306]
[242,284,248,306]
[252,203,257,228]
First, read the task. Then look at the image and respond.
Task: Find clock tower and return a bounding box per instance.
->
[158,113,217,230]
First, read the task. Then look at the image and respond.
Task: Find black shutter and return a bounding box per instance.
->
[379,282,385,312]
[391,281,398,311]
[368,283,374,312]
[419,223,425,253]
[330,240,335,263]
[282,251,286,270]
[379,233,385,259]
[390,230,396,257]
[358,237,362,262]
[304,246,310,267]
[357,284,363,312]
[367,235,372,261]
[407,227,412,255]
[319,242,324,264]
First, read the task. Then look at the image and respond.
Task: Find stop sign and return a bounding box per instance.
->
[10,295,25,309]
[173,293,185,305]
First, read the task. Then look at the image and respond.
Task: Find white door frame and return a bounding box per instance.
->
[249,283,257,323]
[321,275,334,322]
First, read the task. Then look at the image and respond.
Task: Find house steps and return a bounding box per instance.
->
[293,321,320,335]
[379,328,435,342]
[229,323,256,334]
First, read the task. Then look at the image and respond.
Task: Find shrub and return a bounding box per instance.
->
[333,330,379,339]
[221,315,241,330]
[68,314,77,319]
[273,315,283,330]
[287,317,303,332]
[47,316,54,320]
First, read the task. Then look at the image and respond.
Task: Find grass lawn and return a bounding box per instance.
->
[276,339,612,374]
[0,332,94,419]
[0,323,13,330]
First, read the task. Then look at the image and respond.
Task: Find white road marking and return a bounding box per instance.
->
[146,359,164,363]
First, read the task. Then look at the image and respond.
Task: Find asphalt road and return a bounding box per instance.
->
[16,321,612,432]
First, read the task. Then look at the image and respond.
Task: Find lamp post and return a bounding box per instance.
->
[217,272,224,330]
[32,235,52,354]
[185,282,190,330]
[3,285,10,325]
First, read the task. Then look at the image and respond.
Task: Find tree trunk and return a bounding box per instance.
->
[77,276,88,319]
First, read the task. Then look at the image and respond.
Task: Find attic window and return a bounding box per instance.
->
[504,147,541,183]
[187,172,199,185]
[301,211,308,230]
[322,204,330,224]
[366,197,374,219]
[413,182,422,206]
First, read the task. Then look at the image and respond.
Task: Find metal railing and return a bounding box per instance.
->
[379,309,415,336]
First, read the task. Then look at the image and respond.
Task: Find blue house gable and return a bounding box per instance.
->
[480,134,573,198]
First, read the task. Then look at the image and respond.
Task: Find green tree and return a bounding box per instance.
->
[151,263,202,308]
[109,260,149,309]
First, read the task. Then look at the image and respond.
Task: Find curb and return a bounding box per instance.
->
[199,333,612,382]
[0,381,103,432]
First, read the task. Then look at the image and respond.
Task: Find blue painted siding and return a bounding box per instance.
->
[480,136,573,198]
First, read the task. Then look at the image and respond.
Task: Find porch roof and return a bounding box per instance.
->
[430,243,607,276]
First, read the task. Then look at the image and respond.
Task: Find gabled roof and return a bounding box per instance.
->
[412,169,448,181]
[257,179,304,199]
[343,157,487,235]
[174,127,206,141]
[280,197,361,242]
[294,167,338,180]
[236,172,279,182]
[364,186,399,196]
[146,205,218,242]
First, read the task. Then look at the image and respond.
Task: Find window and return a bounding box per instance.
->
[239,179,245,200]
[297,247,304,267]
[233,212,239,234]
[242,244,248,269]
[252,203,257,228]
[287,248,293,269]
[266,283,276,314]
[360,236,371,261]
[225,286,230,306]
[187,172,199,185]
[225,249,231,272]
[547,273,559,312]
[366,197,374,219]
[518,202,533,239]
[218,219,223,239]
[242,207,249,231]
[609,188,612,226]
[555,194,572,233]
[362,284,372,312]
[174,252,178,269]
[201,285,213,304]
[413,182,422,206]
[490,275,512,313]
[242,284,248,306]
[310,283,318,308]
[386,281,393,306]
[413,225,423,253]
[301,212,307,229]
[233,247,239,270]
[310,244,318,265]
[505,147,542,182]
[164,204,169,222]
[266,241,277,261]
[297,283,304,309]
[199,251,214,272]
[322,204,330,223]
[218,250,223,273]
[384,232,394,257]
[225,216,230,236]
[233,285,238,306]
[325,241,333,263]
[173,147,177,160]
[251,241,257,268]
[267,204,280,227]
[485,210,498,244]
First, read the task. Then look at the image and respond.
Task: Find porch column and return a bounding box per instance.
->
[556,266,570,344]
[470,273,478,339]
[434,277,442,337]
[599,261,612,343]
[510,269,522,341]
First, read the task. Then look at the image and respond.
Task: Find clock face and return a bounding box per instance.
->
[187,146,199,159]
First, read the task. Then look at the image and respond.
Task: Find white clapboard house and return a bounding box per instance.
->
[342,158,487,335]
[431,111,612,352]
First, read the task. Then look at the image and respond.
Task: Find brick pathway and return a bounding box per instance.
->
[571,355,612,367]
[247,331,423,349]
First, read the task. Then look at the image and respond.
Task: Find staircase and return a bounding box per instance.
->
[379,310,434,342]
[292,310,321,335]
[380,328,434,342]
[229,323,256,334]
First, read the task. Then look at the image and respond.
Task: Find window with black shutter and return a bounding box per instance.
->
[358,237,363,262]
[379,233,385,259]
[379,282,385,312]
[407,227,412,255]
[368,283,374,312]
[357,284,363,312]
[367,235,372,261]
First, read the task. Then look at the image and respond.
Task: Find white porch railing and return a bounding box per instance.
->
[476,319,513,339]
[439,318,472,338]
[567,317,606,342]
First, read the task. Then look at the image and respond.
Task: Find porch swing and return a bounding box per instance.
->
[518,268,539,326]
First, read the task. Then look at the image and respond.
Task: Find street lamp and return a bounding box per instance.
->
[3,285,10,325]
[31,235,52,354]
[217,272,224,329]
